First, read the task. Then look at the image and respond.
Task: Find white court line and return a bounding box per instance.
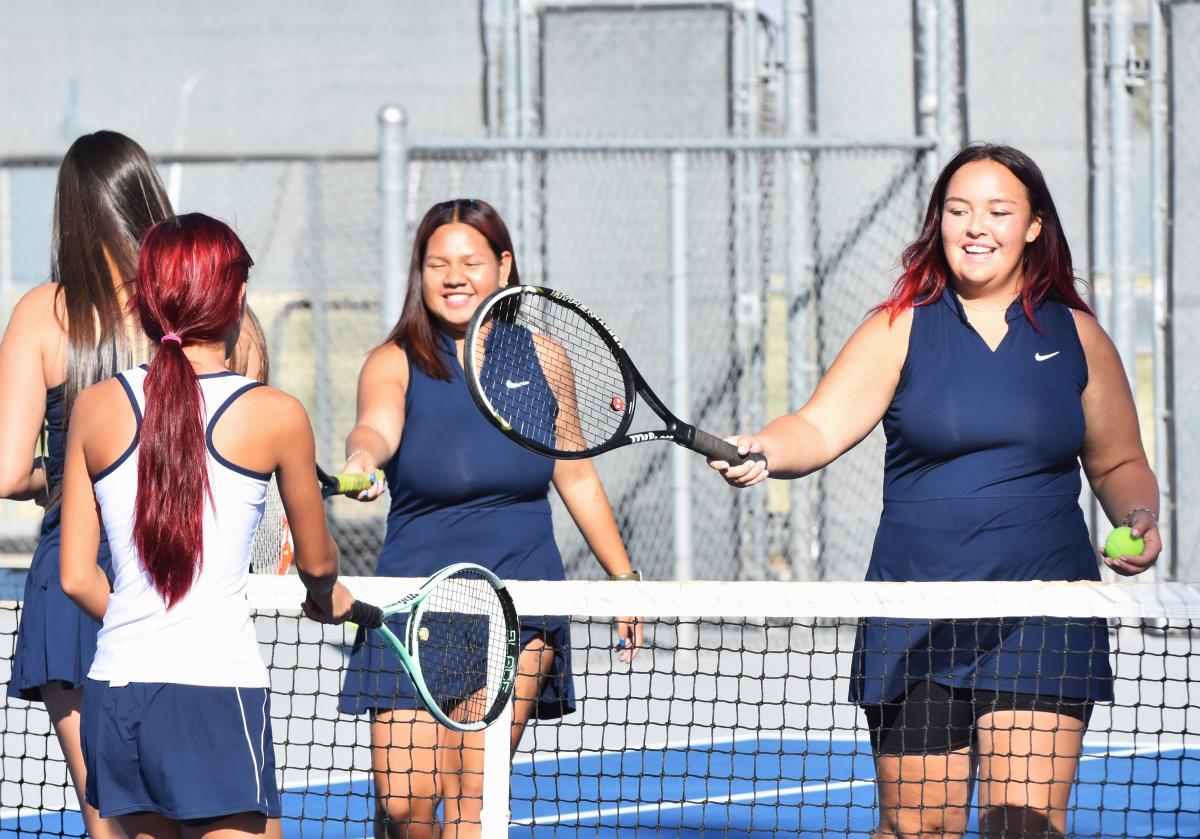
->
[511,741,1196,828]
[514,732,868,767]
[1080,742,1189,761]
[511,777,873,827]
[6,741,1187,825]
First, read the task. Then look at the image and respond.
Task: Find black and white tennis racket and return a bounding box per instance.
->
[464,285,762,464]
[250,466,384,574]
[347,563,520,732]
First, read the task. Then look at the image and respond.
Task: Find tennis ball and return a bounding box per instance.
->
[1104,526,1144,559]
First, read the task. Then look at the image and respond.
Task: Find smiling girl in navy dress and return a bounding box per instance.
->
[338,198,643,839]
[710,145,1160,839]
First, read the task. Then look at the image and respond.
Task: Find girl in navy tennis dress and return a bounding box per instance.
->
[58,214,352,838]
[711,145,1161,839]
[339,198,642,838]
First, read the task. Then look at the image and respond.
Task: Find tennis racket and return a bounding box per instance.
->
[347,563,520,732]
[464,285,763,464]
[249,466,384,574]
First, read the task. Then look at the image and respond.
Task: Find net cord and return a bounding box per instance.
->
[243,576,1200,621]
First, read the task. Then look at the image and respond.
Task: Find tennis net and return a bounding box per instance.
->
[3,576,1199,837]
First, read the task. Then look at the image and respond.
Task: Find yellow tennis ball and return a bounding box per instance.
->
[1104,526,1144,559]
[419,626,430,642]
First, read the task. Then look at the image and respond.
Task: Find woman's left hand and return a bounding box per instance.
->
[614,616,643,663]
[1103,509,1162,576]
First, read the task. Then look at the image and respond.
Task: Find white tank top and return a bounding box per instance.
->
[90,366,271,687]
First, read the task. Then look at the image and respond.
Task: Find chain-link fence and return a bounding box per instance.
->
[0,0,1192,584]
[0,155,390,573]
[0,139,929,582]
[1166,0,1200,580]
[384,139,931,584]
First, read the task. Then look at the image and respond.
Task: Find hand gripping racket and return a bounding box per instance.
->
[464,285,764,464]
[347,563,520,732]
[250,466,385,574]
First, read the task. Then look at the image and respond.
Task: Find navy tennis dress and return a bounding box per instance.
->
[8,384,114,702]
[340,329,574,719]
[850,289,1114,706]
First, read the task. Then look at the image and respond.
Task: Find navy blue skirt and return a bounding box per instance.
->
[82,679,280,821]
[7,525,113,701]
[340,613,574,719]
[851,497,1114,706]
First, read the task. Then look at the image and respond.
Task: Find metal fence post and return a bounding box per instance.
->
[785,0,820,581]
[308,164,332,464]
[1149,0,1174,576]
[500,0,523,257]
[914,0,941,195]
[1108,0,1137,387]
[936,0,965,156]
[734,0,765,579]
[670,151,693,582]
[379,104,408,338]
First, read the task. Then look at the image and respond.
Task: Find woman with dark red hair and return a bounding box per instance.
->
[0,131,267,839]
[338,198,641,838]
[58,213,353,838]
[711,145,1160,838]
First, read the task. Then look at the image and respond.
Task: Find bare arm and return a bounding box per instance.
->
[0,284,60,500]
[58,388,111,621]
[342,342,408,500]
[552,458,642,659]
[713,308,912,486]
[553,460,632,577]
[1074,311,1160,574]
[266,391,351,618]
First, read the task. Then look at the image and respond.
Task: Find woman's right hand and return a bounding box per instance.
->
[342,451,387,501]
[707,436,769,487]
[302,580,356,624]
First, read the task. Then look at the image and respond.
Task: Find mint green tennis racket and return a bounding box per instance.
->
[348,563,520,732]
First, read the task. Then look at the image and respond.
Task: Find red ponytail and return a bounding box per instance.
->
[132,214,252,607]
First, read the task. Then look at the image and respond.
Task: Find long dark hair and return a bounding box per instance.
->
[877,143,1091,323]
[53,131,172,418]
[384,198,519,380]
[131,214,252,607]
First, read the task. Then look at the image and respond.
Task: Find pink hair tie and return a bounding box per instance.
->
[161,333,182,346]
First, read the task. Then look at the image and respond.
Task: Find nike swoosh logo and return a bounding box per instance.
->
[505,379,531,389]
[1035,351,1060,362]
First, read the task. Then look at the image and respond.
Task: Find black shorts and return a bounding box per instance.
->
[863,680,1094,755]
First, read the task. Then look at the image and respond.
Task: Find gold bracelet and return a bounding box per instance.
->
[1124,507,1157,526]
[609,569,641,581]
[345,448,375,468]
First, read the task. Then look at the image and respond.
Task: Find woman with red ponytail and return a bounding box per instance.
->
[58,213,353,838]
[711,145,1160,838]
[1,132,269,839]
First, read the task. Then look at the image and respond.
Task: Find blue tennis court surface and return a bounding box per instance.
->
[4,736,1197,837]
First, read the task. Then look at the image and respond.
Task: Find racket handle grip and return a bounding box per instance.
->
[349,599,385,629]
[336,469,383,495]
[691,428,767,467]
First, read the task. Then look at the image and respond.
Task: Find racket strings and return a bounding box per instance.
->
[415,571,513,725]
[474,295,628,455]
